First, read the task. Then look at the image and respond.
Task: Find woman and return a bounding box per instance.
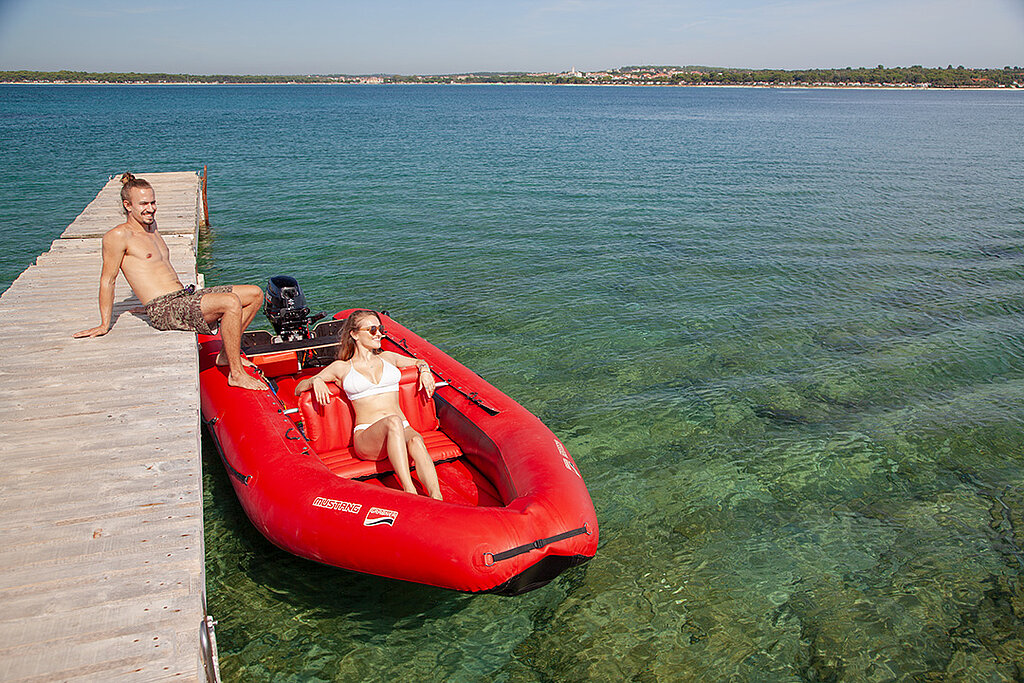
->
[295,310,443,500]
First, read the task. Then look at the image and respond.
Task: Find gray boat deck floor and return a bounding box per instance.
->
[0,172,214,682]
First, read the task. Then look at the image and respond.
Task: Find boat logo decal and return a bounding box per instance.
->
[312,497,362,514]
[364,507,399,527]
[555,440,582,479]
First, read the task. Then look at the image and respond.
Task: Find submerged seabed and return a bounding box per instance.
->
[4,84,1024,680]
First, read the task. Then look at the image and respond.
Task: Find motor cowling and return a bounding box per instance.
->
[264,275,310,341]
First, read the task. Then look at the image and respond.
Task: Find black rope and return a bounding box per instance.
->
[489,526,590,563]
[384,333,500,415]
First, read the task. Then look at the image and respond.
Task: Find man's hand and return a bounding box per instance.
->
[73,325,109,338]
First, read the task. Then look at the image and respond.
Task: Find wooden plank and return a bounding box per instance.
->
[0,474,202,527]
[0,532,200,589]
[0,172,213,682]
[0,421,201,452]
[0,625,194,682]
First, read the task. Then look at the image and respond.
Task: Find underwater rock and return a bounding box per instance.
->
[813,322,884,354]
[711,400,767,441]
[746,379,831,425]
[812,366,871,408]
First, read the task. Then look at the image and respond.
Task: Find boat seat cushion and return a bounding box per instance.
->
[315,431,463,479]
[298,365,457,479]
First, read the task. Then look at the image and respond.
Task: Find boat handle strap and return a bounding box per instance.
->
[204,416,252,486]
[487,524,590,564]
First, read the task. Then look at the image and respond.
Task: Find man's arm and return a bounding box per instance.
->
[73,229,127,338]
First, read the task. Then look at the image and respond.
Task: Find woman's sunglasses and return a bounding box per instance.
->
[359,325,386,336]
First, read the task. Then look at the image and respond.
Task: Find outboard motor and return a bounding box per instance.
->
[264,275,310,341]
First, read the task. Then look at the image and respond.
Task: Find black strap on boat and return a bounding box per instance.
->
[485,525,590,565]
[385,333,500,416]
[203,417,252,486]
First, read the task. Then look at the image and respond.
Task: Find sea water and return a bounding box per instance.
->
[2,84,1024,681]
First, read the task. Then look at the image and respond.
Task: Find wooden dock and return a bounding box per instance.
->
[0,172,218,681]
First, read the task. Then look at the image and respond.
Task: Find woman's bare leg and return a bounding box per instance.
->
[406,429,442,500]
[354,416,418,494]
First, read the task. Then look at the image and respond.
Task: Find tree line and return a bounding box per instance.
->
[666,65,1022,87]
[2,65,1021,88]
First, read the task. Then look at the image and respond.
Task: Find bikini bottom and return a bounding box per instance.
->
[353,418,410,433]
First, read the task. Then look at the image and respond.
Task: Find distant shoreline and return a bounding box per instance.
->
[2,65,1021,89]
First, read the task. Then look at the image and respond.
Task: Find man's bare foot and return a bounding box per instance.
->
[216,350,256,369]
[227,371,266,391]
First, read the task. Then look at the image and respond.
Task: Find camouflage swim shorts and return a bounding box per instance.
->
[145,284,234,335]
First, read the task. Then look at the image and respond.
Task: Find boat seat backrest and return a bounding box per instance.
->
[397,366,440,432]
[298,383,353,452]
[252,350,300,378]
[298,365,440,454]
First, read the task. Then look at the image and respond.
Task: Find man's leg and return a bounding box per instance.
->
[213,285,263,368]
[201,290,265,391]
[234,284,263,332]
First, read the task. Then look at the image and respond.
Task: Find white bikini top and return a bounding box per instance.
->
[342,359,401,401]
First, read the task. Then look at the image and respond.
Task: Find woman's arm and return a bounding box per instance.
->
[384,352,435,398]
[294,361,348,404]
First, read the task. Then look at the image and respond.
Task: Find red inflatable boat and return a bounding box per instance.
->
[198,305,598,594]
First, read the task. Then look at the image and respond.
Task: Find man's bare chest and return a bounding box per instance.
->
[124,233,170,264]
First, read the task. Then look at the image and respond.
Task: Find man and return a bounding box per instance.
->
[74,173,265,391]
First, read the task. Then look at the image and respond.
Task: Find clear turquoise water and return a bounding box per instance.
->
[3,84,1024,681]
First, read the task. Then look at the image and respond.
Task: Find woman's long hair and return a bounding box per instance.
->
[336,309,382,361]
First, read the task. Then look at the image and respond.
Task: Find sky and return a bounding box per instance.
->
[0,0,1021,75]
